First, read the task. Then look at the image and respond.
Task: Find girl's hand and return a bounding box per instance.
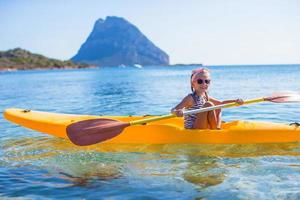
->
[236,98,244,105]
[171,109,183,117]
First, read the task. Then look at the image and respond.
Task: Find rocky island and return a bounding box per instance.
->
[1,16,171,71]
[0,48,91,71]
[72,16,169,67]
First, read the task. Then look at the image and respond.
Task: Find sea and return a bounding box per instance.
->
[1,65,300,199]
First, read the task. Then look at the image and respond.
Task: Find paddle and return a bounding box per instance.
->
[66,92,300,146]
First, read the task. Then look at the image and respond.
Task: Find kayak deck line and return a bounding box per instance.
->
[3,108,300,145]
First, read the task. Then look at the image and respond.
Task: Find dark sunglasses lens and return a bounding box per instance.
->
[205,80,211,84]
[197,79,210,84]
[197,79,203,84]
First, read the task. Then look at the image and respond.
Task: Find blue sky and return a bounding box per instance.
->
[0,0,299,65]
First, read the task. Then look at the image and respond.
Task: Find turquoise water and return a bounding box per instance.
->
[1,65,300,199]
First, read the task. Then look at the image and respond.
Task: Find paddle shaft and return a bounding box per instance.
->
[183,97,265,115]
[130,97,265,125]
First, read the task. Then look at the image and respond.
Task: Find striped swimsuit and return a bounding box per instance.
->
[184,92,207,129]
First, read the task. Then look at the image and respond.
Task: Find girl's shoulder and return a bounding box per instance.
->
[182,93,195,106]
[186,93,198,106]
[183,93,194,100]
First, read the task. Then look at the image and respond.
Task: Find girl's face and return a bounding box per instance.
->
[191,72,211,92]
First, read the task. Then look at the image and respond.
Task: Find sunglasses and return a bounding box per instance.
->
[197,79,211,84]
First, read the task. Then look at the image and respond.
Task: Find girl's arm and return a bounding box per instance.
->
[171,95,194,116]
[209,97,244,105]
[221,99,244,105]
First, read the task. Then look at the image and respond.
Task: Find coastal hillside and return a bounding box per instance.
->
[0,48,91,71]
[72,16,169,66]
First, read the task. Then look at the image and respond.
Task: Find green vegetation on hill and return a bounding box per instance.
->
[0,48,92,70]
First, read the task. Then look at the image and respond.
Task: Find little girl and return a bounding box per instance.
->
[171,68,243,129]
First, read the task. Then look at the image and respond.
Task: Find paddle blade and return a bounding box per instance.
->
[66,118,130,146]
[265,92,300,103]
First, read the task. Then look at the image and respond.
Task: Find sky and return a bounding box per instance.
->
[0,0,300,65]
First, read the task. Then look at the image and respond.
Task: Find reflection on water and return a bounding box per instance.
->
[2,135,300,198]
[46,153,123,187]
[3,136,300,159]
[183,156,226,189]
[0,136,300,198]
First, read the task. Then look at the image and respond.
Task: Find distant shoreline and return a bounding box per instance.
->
[1,63,300,72]
[0,65,97,72]
[168,63,203,67]
[0,64,199,71]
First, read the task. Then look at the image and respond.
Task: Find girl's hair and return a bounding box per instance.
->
[190,74,195,92]
[190,68,210,92]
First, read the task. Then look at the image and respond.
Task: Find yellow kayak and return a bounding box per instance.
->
[3,108,300,144]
